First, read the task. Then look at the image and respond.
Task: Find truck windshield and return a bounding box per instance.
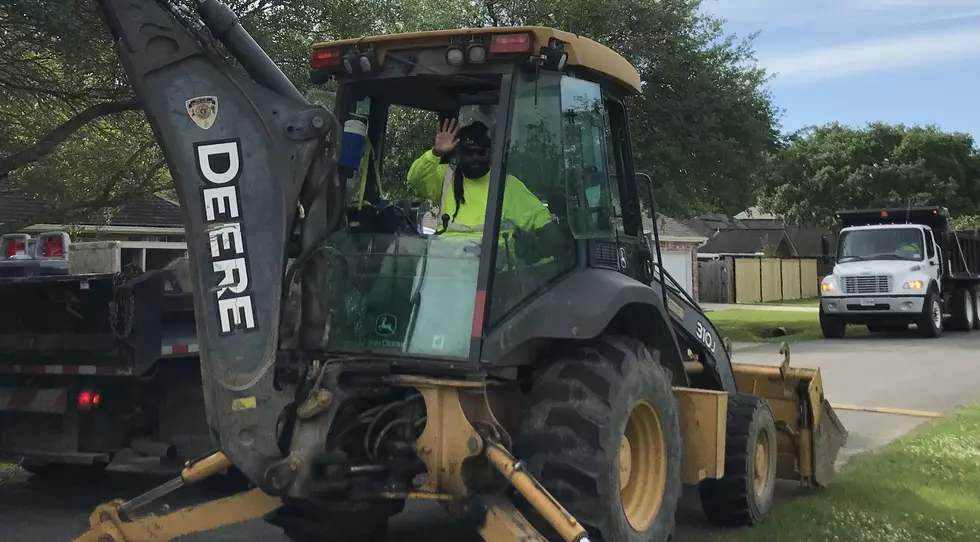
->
[837,228,926,263]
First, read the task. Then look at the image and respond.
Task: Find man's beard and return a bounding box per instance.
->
[460,162,490,179]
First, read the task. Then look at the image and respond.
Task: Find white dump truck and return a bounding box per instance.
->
[819,206,980,338]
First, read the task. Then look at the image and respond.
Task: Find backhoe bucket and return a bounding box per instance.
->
[729,362,848,487]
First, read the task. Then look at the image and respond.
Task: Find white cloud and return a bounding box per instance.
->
[923,9,980,23]
[704,0,980,28]
[760,27,980,83]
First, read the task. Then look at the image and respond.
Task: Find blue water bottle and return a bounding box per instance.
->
[340,118,368,171]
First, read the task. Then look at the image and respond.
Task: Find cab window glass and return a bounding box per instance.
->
[488,72,576,326]
[560,76,618,237]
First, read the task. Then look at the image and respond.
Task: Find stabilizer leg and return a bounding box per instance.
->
[71,452,283,542]
[478,495,548,542]
[73,488,282,542]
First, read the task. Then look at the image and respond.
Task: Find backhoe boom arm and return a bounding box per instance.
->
[94,0,337,492]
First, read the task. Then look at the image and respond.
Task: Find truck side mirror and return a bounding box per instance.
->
[821,235,831,263]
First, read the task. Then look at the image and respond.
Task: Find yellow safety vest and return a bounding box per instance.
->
[406,150,551,238]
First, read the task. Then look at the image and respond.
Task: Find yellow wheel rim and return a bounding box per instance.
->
[619,400,667,531]
[753,429,772,498]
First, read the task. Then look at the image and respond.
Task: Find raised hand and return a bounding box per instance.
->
[432,117,459,157]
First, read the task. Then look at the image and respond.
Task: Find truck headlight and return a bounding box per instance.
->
[903,280,924,290]
[820,278,835,293]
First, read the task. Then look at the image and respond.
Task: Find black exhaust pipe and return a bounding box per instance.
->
[130,437,178,461]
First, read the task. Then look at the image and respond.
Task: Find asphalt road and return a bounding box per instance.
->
[2,330,978,542]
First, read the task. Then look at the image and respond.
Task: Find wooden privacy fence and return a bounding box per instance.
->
[698,257,819,304]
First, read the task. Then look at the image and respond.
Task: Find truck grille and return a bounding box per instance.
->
[842,275,892,294]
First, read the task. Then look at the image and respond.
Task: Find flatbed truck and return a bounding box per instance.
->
[0,233,214,476]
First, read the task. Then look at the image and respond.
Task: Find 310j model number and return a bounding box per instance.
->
[696,321,716,354]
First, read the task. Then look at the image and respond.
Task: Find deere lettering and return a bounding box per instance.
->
[194,139,257,334]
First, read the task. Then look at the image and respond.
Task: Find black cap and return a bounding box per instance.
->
[457,121,492,149]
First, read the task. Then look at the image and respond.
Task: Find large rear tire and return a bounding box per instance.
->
[949,287,975,332]
[972,287,980,330]
[698,394,777,527]
[514,334,683,542]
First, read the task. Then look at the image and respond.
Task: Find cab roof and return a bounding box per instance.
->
[311,26,642,94]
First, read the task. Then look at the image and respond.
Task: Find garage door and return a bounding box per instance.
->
[656,251,692,296]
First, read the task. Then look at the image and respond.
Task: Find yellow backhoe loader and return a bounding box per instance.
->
[72,1,847,540]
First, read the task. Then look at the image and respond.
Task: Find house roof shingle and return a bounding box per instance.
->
[0,178,183,230]
[699,229,793,255]
[643,214,707,241]
[680,211,837,257]
[0,178,47,227]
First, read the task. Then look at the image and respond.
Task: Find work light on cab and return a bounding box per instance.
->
[445,43,465,66]
[358,48,378,72]
[466,39,487,64]
[542,37,568,70]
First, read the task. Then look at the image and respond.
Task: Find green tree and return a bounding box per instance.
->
[952,215,980,232]
[757,122,980,227]
[487,0,780,218]
[1,0,778,231]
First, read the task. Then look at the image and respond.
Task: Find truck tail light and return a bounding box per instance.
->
[78,389,101,410]
[42,237,63,257]
[1,234,31,259]
[37,231,70,259]
[4,241,24,257]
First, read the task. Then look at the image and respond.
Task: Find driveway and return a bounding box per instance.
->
[2,331,978,542]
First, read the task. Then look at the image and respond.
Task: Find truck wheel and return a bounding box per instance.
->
[514,334,682,542]
[973,288,980,330]
[949,288,976,332]
[819,307,846,339]
[918,288,943,338]
[698,394,777,527]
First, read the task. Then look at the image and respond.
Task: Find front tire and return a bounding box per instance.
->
[514,334,683,542]
[819,306,846,339]
[698,394,777,527]
[918,288,943,338]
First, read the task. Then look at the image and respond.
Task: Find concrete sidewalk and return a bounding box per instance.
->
[701,302,818,313]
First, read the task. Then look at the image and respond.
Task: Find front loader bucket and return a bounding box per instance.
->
[730,361,848,487]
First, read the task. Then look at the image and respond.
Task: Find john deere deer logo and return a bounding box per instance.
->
[375,314,397,337]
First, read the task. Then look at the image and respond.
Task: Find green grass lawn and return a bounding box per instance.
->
[700,402,980,542]
[705,309,866,342]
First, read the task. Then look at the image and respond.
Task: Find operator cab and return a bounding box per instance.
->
[308,28,648,366]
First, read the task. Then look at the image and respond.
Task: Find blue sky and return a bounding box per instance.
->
[700,0,980,141]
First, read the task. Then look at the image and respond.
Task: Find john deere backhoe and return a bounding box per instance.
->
[71,1,848,540]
